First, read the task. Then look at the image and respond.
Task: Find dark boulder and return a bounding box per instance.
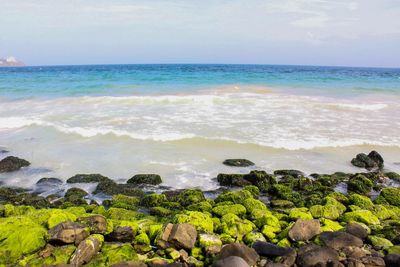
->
[0,156,30,172]
[48,222,89,245]
[243,170,276,192]
[218,243,259,266]
[77,215,108,234]
[296,246,339,267]
[320,232,363,250]
[384,253,400,267]
[64,188,88,204]
[106,226,134,242]
[274,169,304,178]
[66,173,111,183]
[36,177,63,185]
[223,159,255,167]
[127,174,162,185]
[93,179,144,197]
[346,222,369,240]
[252,241,291,257]
[347,174,373,195]
[288,219,320,241]
[212,256,250,267]
[351,151,384,170]
[217,173,250,187]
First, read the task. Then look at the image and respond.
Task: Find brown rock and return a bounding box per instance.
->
[77,215,108,234]
[296,246,339,267]
[70,235,103,266]
[168,223,197,250]
[361,256,385,267]
[106,226,134,242]
[346,223,369,240]
[212,256,250,267]
[288,219,320,241]
[48,221,89,245]
[218,243,259,266]
[0,156,30,172]
[157,223,174,249]
[320,232,363,250]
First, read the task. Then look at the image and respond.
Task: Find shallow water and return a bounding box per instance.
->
[0,64,399,191]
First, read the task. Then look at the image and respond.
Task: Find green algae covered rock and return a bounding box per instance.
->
[243,198,267,214]
[218,213,255,240]
[150,206,173,217]
[347,174,373,195]
[47,209,78,229]
[243,185,260,197]
[368,235,393,249]
[212,204,246,217]
[187,201,213,213]
[111,194,140,210]
[2,204,35,217]
[270,184,304,207]
[140,193,167,208]
[214,189,253,205]
[348,194,374,209]
[342,210,380,225]
[385,172,400,181]
[175,189,205,207]
[380,188,400,206]
[134,232,151,245]
[0,217,47,264]
[320,218,344,232]
[243,231,266,245]
[372,205,395,221]
[387,245,400,254]
[242,170,276,192]
[106,207,144,221]
[19,245,76,267]
[199,233,222,248]
[87,242,137,266]
[288,208,313,221]
[174,211,214,233]
[253,210,280,231]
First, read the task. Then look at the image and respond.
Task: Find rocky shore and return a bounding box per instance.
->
[1,152,400,266]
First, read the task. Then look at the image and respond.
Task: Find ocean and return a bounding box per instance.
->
[0,64,400,192]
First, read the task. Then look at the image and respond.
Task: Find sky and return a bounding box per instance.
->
[0,0,399,67]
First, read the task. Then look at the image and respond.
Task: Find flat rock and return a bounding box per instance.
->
[212,256,250,267]
[77,215,108,234]
[288,219,320,241]
[106,226,134,242]
[127,174,162,185]
[320,231,363,250]
[223,159,255,167]
[0,156,30,172]
[252,241,291,257]
[346,222,369,240]
[384,254,400,267]
[168,223,197,250]
[48,222,89,245]
[218,243,259,266]
[296,246,339,267]
[273,169,304,178]
[70,235,102,266]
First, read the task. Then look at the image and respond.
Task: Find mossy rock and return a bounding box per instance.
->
[87,242,137,266]
[342,210,380,225]
[110,194,140,210]
[243,231,266,245]
[174,211,214,233]
[242,170,277,192]
[217,213,255,241]
[214,189,253,205]
[149,207,173,217]
[242,198,267,214]
[309,198,345,221]
[212,204,246,217]
[127,174,162,185]
[385,172,400,182]
[269,184,304,207]
[270,199,295,209]
[106,207,144,221]
[380,188,400,206]
[198,233,222,248]
[243,185,260,197]
[140,193,167,208]
[19,245,76,266]
[288,208,313,221]
[368,235,393,249]
[387,245,400,254]
[320,218,344,232]
[253,210,281,231]
[0,217,47,264]
[347,174,373,195]
[372,205,395,221]
[348,194,374,210]
[187,201,213,213]
[174,189,206,207]
[2,204,35,217]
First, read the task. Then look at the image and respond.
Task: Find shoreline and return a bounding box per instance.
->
[1,153,400,266]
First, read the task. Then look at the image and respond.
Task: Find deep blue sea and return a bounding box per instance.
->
[1,64,399,98]
[1,64,400,190]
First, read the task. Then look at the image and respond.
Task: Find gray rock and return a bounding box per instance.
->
[48,222,89,245]
[346,222,369,240]
[77,215,108,234]
[0,156,30,172]
[168,223,197,250]
[296,246,339,267]
[384,253,400,267]
[252,241,291,257]
[288,219,320,241]
[218,243,259,266]
[223,159,255,167]
[70,235,102,266]
[212,256,250,267]
[320,231,363,250]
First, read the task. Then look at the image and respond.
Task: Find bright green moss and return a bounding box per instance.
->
[134,232,150,245]
[150,207,173,217]
[187,201,213,213]
[243,231,266,246]
[175,189,205,207]
[0,217,47,264]
[368,235,393,249]
[277,238,291,247]
[3,204,35,217]
[214,190,253,205]
[387,245,400,254]
[218,213,255,240]
[288,208,313,221]
[380,188,400,206]
[111,194,140,210]
[148,224,163,242]
[87,243,137,266]
[174,211,214,232]
[349,194,374,209]
[198,233,222,248]
[320,218,344,232]
[20,245,76,267]
[372,205,394,221]
[212,204,246,217]
[140,193,167,208]
[342,210,380,225]
[111,220,139,236]
[106,207,144,221]
[243,198,267,214]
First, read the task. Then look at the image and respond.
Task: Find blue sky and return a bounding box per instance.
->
[0,0,399,67]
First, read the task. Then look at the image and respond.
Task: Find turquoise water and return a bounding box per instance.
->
[1,64,400,190]
[1,64,400,98]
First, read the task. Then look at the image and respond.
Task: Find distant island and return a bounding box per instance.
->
[0,56,25,67]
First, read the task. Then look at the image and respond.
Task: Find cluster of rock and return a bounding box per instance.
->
[1,153,400,266]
